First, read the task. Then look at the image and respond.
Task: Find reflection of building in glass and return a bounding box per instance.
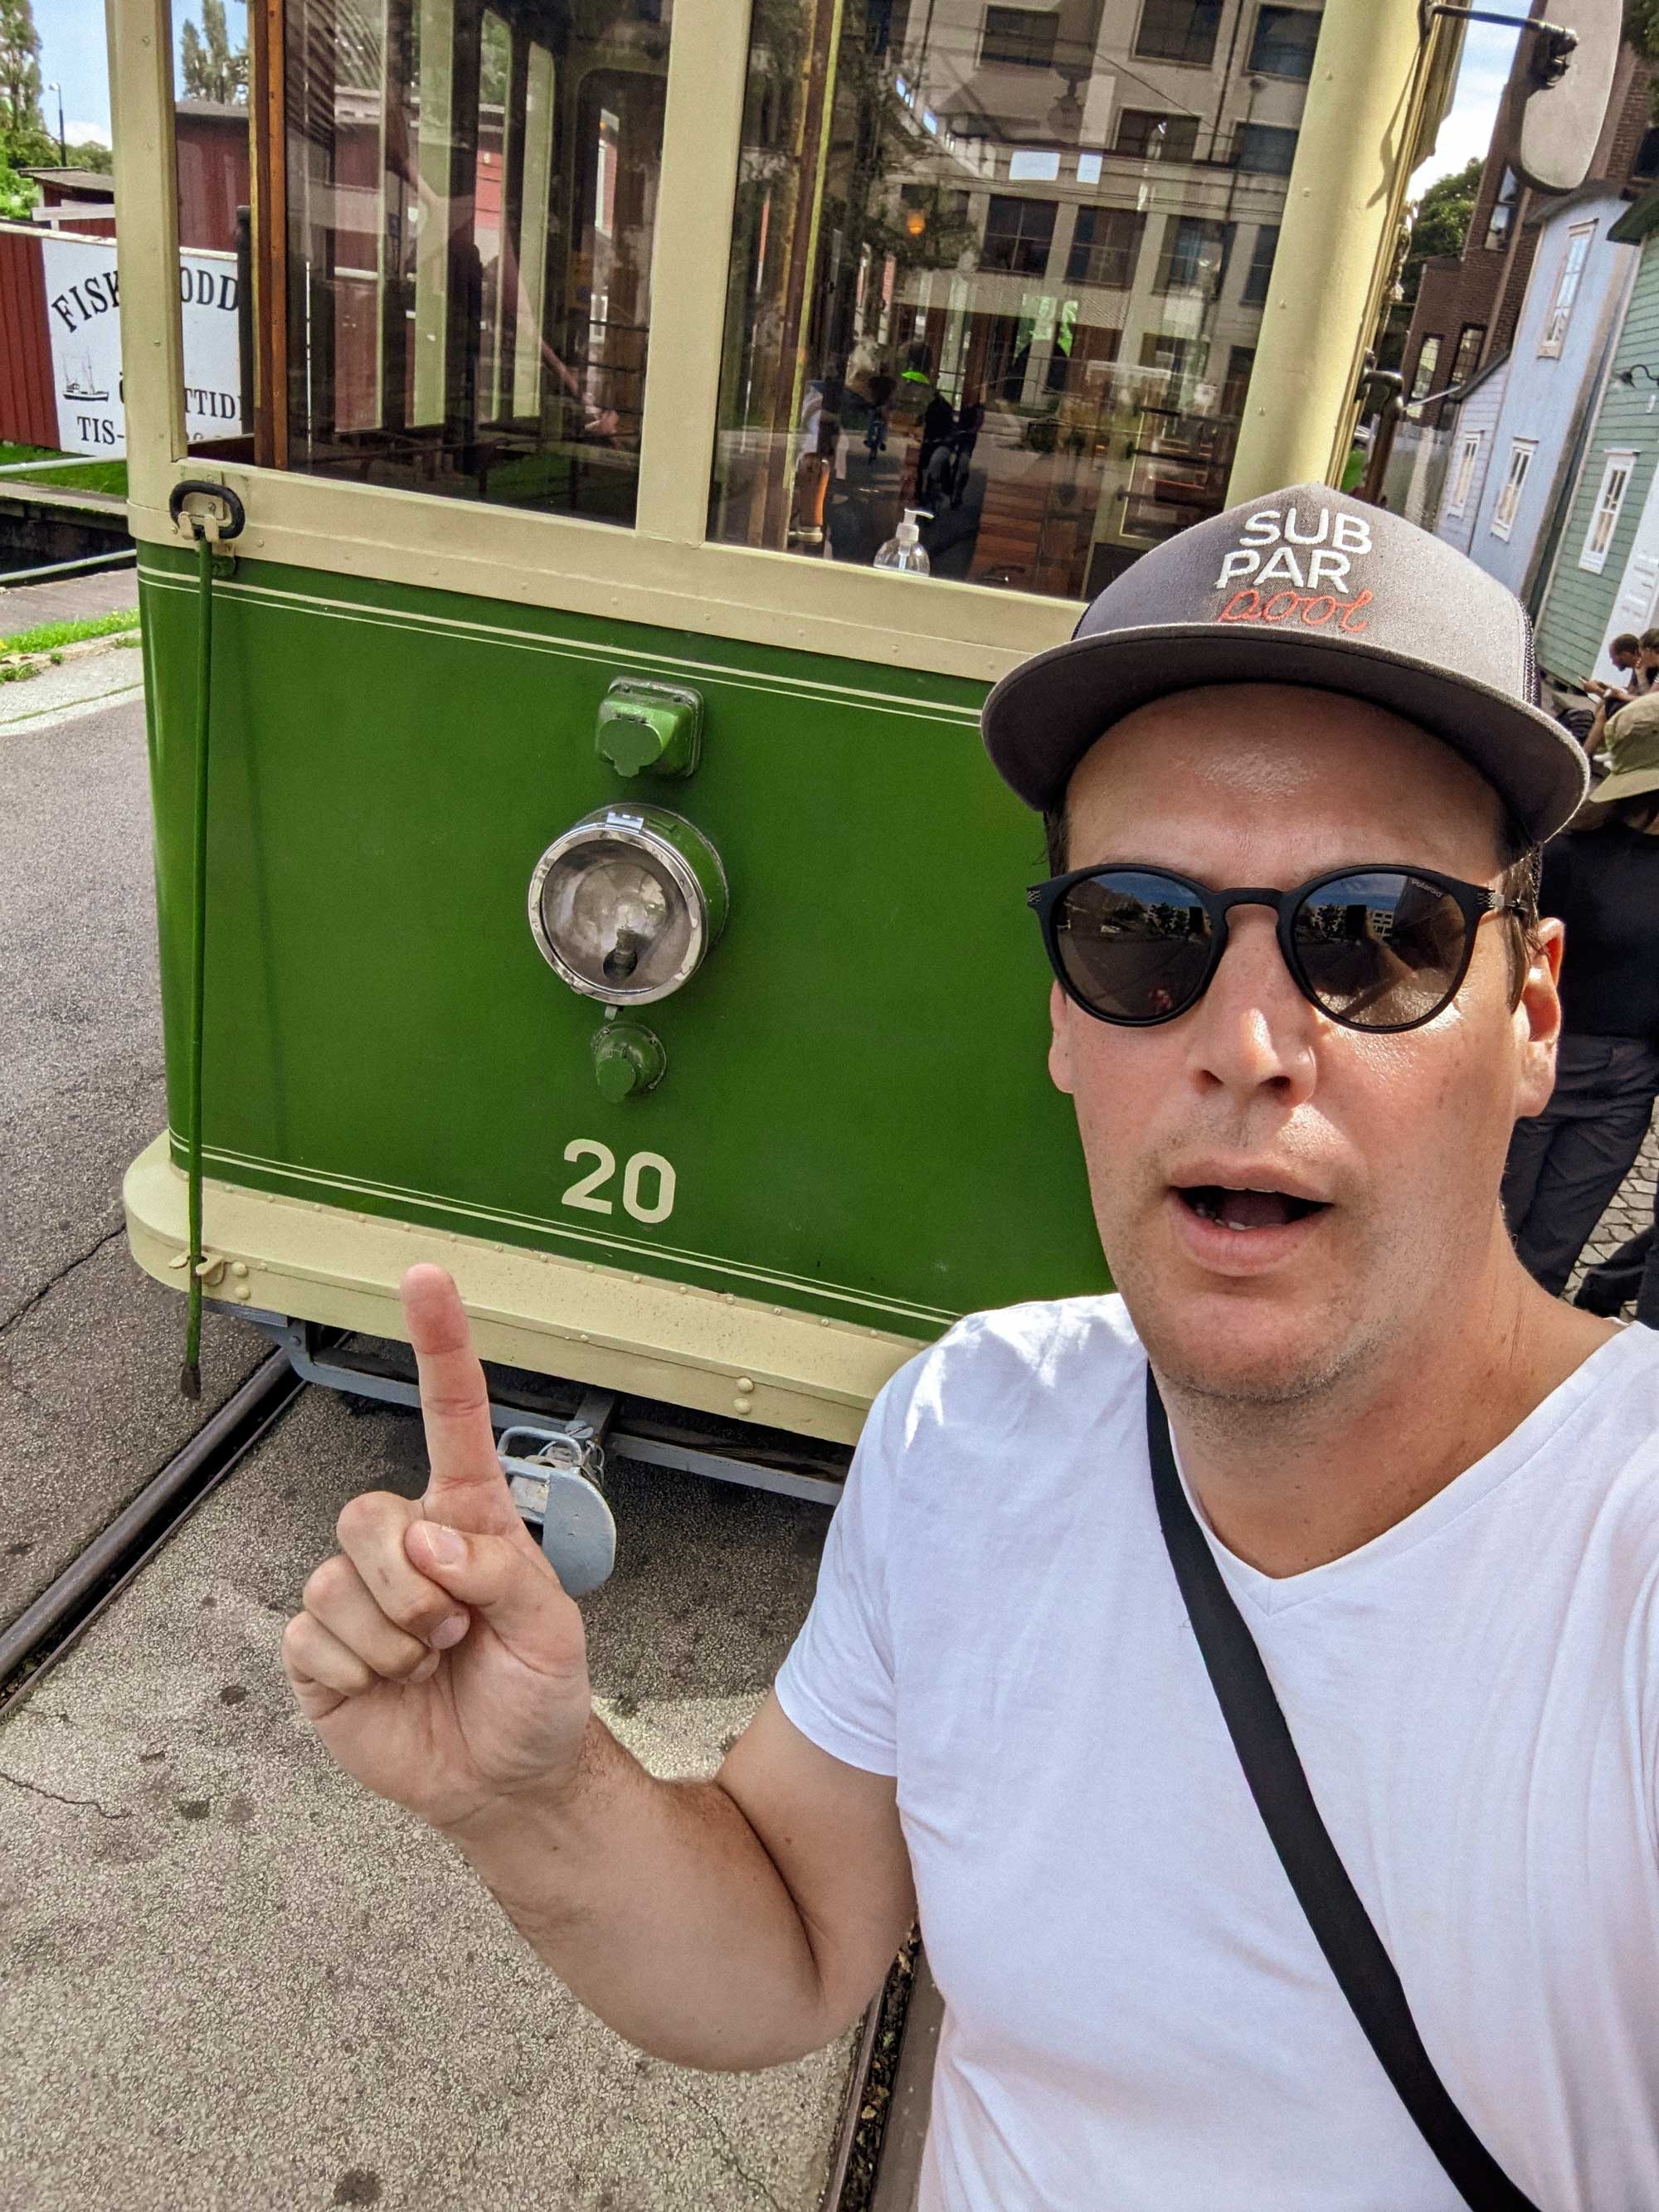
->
[711,0,1325,599]
[275,0,672,523]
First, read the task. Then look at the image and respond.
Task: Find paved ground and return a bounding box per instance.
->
[0,565,139,636]
[0,686,265,1632]
[0,1387,854,2212]
[1572,1111,1659,1293]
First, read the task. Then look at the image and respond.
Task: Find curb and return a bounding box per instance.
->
[0,625,143,686]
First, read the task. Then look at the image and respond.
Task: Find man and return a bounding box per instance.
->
[1584,629,1642,708]
[1505,712,1659,1300]
[285,484,1659,2209]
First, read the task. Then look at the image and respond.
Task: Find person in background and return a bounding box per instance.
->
[1502,719,1659,1298]
[1584,632,1642,714]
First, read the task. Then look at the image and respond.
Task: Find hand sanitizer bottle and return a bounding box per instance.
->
[873,508,932,574]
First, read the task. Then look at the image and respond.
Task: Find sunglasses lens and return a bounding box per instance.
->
[1293,872,1470,1028]
[1054,871,1214,1023]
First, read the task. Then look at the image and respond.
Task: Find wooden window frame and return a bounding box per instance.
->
[1445,429,1481,518]
[1579,447,1637,573]
[1490,436,1536,542]
[1539,220,1594,357]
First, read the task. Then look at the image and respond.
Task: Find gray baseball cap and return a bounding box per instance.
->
[981,480,1588,842]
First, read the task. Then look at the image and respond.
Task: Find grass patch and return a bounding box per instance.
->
[0,441,129,498]
[1341,444,1369,493]
[0,607,140,654]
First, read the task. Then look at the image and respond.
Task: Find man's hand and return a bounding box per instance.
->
[282,1265,592,1834]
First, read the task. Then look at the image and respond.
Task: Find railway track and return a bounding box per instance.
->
[0,1349,935,2207]
[0,1351,307,1719]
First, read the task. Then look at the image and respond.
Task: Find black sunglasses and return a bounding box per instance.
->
[1027,863,1526,1035]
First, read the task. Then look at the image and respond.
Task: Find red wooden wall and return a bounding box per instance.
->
[0,227,58,450]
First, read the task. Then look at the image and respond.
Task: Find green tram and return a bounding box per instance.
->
[114,0,1464,1502]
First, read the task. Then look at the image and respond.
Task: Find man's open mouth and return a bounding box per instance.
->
[1176,1186,1331,1232]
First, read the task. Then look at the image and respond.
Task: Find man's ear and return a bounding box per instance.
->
[1513,916,1564,1119]
[1048,980,1076,1096]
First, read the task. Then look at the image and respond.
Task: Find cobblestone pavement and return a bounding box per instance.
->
[1567,1104,1659,1299]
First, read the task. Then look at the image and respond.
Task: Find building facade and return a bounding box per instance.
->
[1534,188,1659,686]
[1433,186,1637,603]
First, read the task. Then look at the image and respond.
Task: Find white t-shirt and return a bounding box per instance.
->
[775,1297,1659,2210]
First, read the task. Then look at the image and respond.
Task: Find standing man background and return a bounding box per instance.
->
[284,485,1659,2210]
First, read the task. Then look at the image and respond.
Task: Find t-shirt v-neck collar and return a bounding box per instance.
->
[1169,1325,1647,1620]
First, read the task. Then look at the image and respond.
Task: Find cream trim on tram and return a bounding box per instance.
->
[110,0,1451,683]
[124,1135,922,1445]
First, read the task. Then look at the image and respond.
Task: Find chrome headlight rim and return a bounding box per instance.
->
[527,806,727,1007]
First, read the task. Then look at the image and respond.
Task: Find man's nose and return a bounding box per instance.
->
[1181,907,1320,1105]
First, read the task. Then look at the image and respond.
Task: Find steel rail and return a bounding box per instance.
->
[0,1351,304,1713]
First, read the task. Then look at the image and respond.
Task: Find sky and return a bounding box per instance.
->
[34,0,248,147]
[1410,17,1520,194]
[38,0,1510,182]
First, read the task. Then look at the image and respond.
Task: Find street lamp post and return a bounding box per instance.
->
[46,82,66,165]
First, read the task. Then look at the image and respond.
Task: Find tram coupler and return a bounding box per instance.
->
[498,1390,618,1597]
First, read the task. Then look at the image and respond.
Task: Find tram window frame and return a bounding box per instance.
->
[109,0,1448,694]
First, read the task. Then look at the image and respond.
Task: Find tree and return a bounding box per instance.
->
[0,0,41,135]
[1400,157,1483,309]
[1372,156,1481,374]
[180,0,248,103]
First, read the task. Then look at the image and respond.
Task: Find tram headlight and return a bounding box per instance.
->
[528,807,727,1005]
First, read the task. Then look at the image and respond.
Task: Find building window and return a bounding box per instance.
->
[1446,431,1482,518]
[1540,221,1594,355]
[1409,333,1442,402]
[1248,5,1320,77]
[1155,216,1232,296]
[1491,438,1537,541]
[1067,207,1146,287]
[1234,123,1298,176]
[980,194,1058,275]
[1450,323,1485,387]
[1113,109,1199,162]
[1140,331,1194,393]
[1485,168,1519,250]
[1242,224,1279,308]
[1135,0,1222,66]
[980,6,1059,68]
[1580,448,1637,572]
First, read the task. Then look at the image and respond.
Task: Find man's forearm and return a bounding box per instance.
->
[442,1715,850,2069]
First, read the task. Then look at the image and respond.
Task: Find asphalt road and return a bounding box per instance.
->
[0,680,264,1632]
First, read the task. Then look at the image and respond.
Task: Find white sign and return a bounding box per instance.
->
[40,232,242,456]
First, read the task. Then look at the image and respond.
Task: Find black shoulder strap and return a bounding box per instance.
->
[1144,1367,1539,2212]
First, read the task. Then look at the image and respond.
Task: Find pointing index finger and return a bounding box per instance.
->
[401,1265,522,1537]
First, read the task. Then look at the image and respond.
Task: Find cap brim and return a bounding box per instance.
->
[1592,765,1659,807]
[982,624,1590,843]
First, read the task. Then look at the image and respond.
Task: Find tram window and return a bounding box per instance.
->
[265,0,670,522]
[708,0,1324,600]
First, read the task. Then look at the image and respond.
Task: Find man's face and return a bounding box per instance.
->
[1046,684,1562,1407]
[1613,646,1637,673]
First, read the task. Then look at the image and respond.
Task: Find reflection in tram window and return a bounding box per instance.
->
[275,0,669,521]
[708,0,1324,599]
